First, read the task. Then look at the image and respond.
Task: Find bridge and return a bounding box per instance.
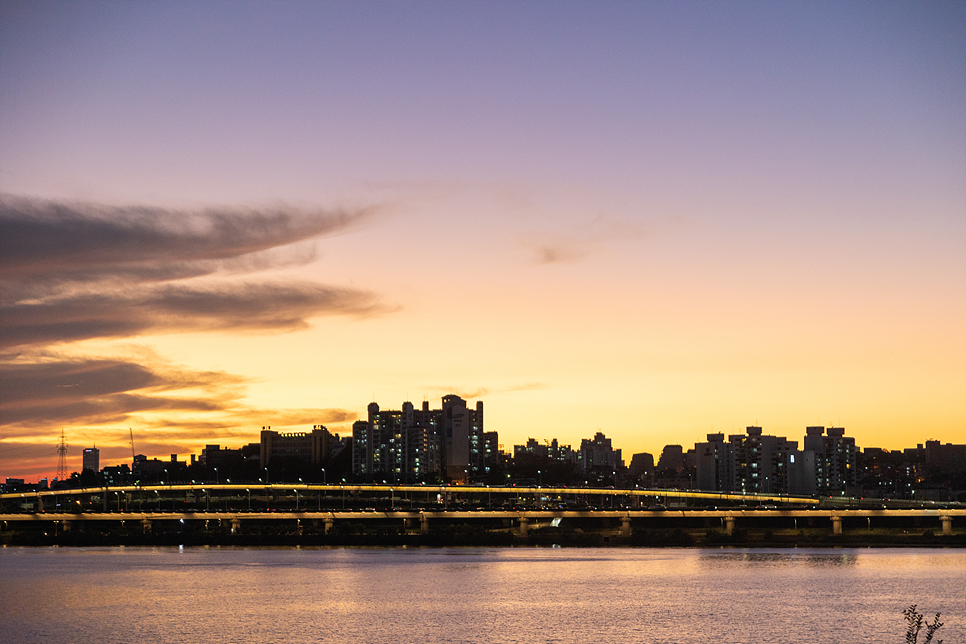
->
[1,484,961,539]
[1,508,963,538]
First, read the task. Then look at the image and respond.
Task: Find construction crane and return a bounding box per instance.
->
[129,428,136,465]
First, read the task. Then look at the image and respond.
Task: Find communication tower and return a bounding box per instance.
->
[56,429,68,480]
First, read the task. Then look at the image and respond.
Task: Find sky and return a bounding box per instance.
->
[1,0,964,481]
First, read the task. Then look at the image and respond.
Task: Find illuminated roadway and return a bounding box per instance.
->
[0,483,825,505]
[2,484,962,537]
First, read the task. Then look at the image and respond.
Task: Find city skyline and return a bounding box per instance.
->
[4,396,960,485]
[2,2,965,481]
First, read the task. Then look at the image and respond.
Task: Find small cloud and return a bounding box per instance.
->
[519,214,655,265]
[422,382,548,400]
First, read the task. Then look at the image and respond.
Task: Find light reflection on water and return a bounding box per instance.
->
[1,547,963,644]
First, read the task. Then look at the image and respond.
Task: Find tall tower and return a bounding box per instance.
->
[56,429,69,480]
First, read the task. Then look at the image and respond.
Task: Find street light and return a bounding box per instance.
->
[214,467,219,484]
[321,468,326,485]
[246,488,251,511]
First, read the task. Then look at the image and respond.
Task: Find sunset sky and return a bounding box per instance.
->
[2,1,964,481]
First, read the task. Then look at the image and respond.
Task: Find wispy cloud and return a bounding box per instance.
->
[0,356,245,429]
[2,282,390,349]
[0,354,358,435]
[0,195,394,348]
[1,195,373,283]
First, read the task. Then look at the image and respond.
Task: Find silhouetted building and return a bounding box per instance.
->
[657,445,684,473]
[578,432,623,473]
[260,425,331,469]
[514,438,576,464]
[696,434,732,491]
[482,431,501,476]
[82,447,99,473]
[924,441,966,474]
[101,464,132,486]
[628,452,655,479]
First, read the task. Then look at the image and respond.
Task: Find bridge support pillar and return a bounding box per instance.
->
[724,516,735,536]
[324,518,333,534]
[140,519,151,534]
[620,517,631,537]
[941,516,952,536]
[230,518,241,534]
[519,516,528,537]
[420,514,429,535]
[831,516,842,535]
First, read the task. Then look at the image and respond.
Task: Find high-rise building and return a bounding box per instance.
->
[695,433,732,491]
[804,426,856,494]
[695,427,797,494]
[82,447,99,473]
[352,396,487,483]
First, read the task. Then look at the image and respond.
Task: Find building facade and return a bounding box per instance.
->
[259,425,331,470]
[696,425,858,495]
[352,395,489,483]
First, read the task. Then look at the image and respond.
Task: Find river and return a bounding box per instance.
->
[1,547,962,643]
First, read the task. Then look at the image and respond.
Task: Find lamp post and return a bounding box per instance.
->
[214,467,219,484]
[321,468,326,485]
[295,489,299,511]
[246,488,251,511]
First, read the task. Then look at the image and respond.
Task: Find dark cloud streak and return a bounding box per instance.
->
[1,195,372,282]
[0,357,246,428]
[2,282,391,349]
[0,195,395,349]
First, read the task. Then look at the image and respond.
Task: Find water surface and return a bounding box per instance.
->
[1,547,962,644]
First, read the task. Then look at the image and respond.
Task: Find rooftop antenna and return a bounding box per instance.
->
[56,429,68,480]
